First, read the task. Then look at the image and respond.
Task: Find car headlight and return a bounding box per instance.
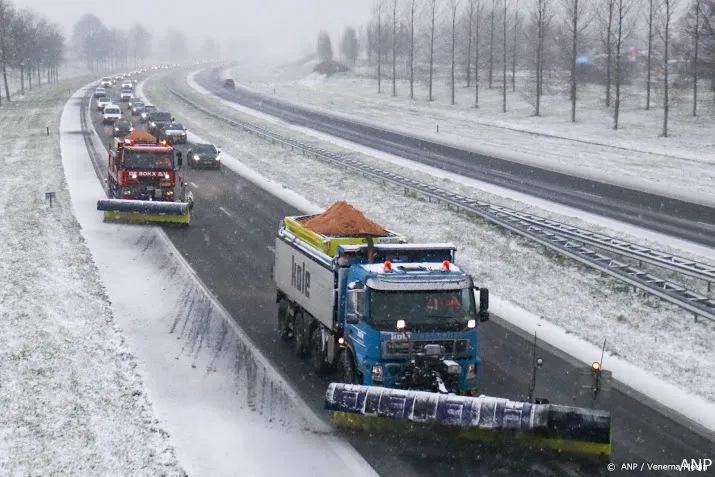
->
[215,155,220,161]
[114,127,119,131]
[193,154,200,161]
[151,122,156,127]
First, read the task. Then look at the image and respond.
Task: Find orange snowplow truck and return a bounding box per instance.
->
[98,130,193,225]
[106,132,182,201]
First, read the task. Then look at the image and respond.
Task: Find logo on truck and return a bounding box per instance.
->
[291,255,311,298]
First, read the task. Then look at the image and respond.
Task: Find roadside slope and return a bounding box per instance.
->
[0,79,184,475]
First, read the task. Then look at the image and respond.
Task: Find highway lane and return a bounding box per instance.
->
[88,86,713,477]
[193,69,715,248]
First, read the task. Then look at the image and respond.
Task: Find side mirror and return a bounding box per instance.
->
[346,313,359,325]
[217,150,221,154]
[176,151,183,167]
[476,287,490,322]
[171,117,175,122]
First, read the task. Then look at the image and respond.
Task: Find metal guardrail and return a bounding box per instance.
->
[162,83,715,322]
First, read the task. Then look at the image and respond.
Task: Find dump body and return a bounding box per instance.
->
[273,213,488,394]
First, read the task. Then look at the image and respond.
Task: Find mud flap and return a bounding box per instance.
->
[325,383,612,459]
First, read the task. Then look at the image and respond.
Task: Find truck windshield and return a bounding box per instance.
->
[123,151,174,170]
[369,288,476,332]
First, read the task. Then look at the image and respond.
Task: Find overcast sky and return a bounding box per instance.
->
[13,0,372,63]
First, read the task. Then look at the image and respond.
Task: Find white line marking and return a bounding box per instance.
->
[190,181,198,189]
[219,206,232,217]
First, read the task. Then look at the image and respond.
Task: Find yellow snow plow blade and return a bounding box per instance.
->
[326,383,612,459]
[97,199,191,225]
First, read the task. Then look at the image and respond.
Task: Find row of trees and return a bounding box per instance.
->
[316,28,360,66]
[356,0,714,137]
[71,14,222,71]
[0,0,64,105]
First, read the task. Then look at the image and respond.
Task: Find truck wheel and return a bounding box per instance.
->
[293,310,308,358]
[310,328,329,376]
[337,349,359,384]
[277,299,290,341]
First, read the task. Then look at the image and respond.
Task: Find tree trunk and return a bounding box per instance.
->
[646,0,653,110]
[475,4,481,107]
[662,2,670,137]
[605,0,614,108]
[466,3,474,87]
[512,4,518,92]
[2,63,10,101]
[392,0,397,96]
[535,1,543,116]
[410,0,415,99]
[613,0,623,129]
[693,0,700,116]
[377,5,382,94]
[502,0,507,112]
[429,0,436,101]
[489,0,495,88]
[570,0,578,122]
[452,5,457,105]
[37,63,41,87]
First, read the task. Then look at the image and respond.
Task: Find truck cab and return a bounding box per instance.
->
[105,138,183,201]
[274,214,490,396]
[336,244,488,393]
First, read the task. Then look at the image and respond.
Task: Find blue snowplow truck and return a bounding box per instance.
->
[273,210,612,460]
[273,213,489,394]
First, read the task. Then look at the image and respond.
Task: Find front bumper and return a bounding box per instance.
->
[165,135,187,144]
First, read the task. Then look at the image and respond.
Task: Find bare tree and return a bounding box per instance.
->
[408,0,416,99]
[475,0,483,106]
[378,2,383,94]
[661,0,677,136]
[612,0,636,130]
[512,0,520,91]
[465,0,477,86]
[598,0,617,107]
[563,0,590,122]
[692,0,701,116]
[645,0,659,109]
[391,0,398,96]
[489,0,496,87]
[533,0,551,116]
[450,0,460,104]
[129,23,152,67]
[0,0,15,102]
[428,0,437,101]
[503,0,509,112]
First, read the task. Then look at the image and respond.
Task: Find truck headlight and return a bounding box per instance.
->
[443,360,462,375]
[151,122,156,127]
[466,363,476,379]
[371,365,384,383]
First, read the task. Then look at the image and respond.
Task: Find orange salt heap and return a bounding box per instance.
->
[124,129,157,143]
[303,201,386,236]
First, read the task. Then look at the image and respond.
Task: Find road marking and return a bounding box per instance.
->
[219,206,232,217]
[190,181,198,189]
[266,245,275,254]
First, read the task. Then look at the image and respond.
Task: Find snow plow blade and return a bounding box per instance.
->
[325,383,611,459]
[97,199,190,225]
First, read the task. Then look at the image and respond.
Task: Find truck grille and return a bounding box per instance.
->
[383,339,469,357]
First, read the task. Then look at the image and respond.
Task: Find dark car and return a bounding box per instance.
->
[113,119,134,137]
[224,78,235,89]
[158,122,187,145]
[187,143,221,169]
[147,111,173,136]
[140,105,158,123]
[131,101,146,116]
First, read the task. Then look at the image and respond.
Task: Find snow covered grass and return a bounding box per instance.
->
[230,62,715,203]
[0,78,184,475]
[144,73,715,406]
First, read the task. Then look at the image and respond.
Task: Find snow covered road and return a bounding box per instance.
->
[55,84,379,477]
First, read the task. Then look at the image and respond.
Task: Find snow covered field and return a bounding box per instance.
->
[144,72,715,413]
[0,78,184,475]
[58,83,378,477]
[229,61,715,203]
